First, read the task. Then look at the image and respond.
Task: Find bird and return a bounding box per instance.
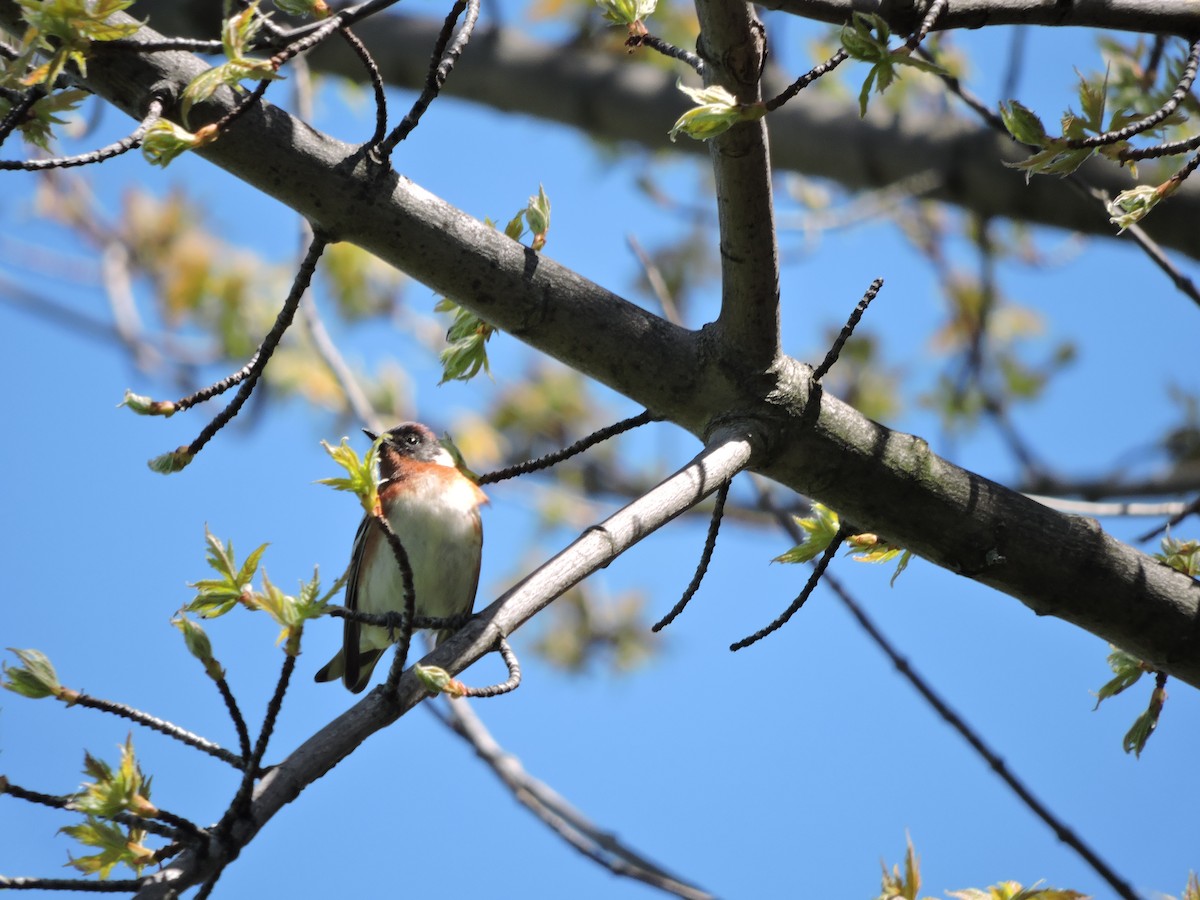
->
[314,422,487,693]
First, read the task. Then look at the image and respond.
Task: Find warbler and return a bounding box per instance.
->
[315,422,487,693]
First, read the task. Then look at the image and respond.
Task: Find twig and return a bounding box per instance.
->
[812,278,883,381]
[730,525,847,651]
[1136,495,1200,542]
[457,637,522,698]
[374,514,417,693]
[170,231,329,464]
[0,98,163,170]
[626,34,704,74]
[64,692,247,771]
[765,49,848,112]
[918,46,1200,311]
[339,26,388,148]
[371,0,480,161]
[1069,37,1200,150]
[479,410,661,484]
[433,697,716,899]
[652,479,730,631]
[757,489,1139,900]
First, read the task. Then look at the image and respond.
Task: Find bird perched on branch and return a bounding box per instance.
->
[315,422,487,693]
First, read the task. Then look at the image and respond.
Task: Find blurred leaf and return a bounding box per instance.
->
[1155,535,1200,576]
[1092,645,1146,708]
[2,648,68,700]
[773,502,840,564]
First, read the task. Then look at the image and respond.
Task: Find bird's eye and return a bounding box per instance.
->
[406,433,419,445]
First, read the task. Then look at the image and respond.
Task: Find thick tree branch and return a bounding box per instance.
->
[129,425,759,897]
[695,0,781,368]
[9,7,1200,696]
[135,4,1200,260]
[759,0,1200,37]
[7,6,1198,689]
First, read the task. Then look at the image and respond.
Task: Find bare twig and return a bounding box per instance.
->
[653,479,730,631]
[433,697,716,899]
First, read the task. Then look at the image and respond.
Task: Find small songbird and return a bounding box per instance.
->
[314,422,487,693]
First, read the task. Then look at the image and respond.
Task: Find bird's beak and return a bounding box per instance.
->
[362,428,379,442]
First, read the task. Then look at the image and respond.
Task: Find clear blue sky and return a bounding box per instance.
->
[1,7,1197,899]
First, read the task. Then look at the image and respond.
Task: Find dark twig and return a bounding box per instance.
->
[919,46,1200,311]
[0,875,146,891]
[457,638,522,698]
[756,490,1139,900]
[174,231,329,463]
[327,606,470,632]
[376,513,418,693]
[214,677,253,765]
[765,48,848,112]
[2,780,203,844]
[216,653,297,845]
[1070,37,1200,150]
[812,278,883,381]
[479,410,662,484]
[0,87,45,149]
[652,479,730,631]
[339,26,388,147]
[1119,130,1200,161]
[205,78,272,135]
[625,34,704,75]
[904,0,949,51]
[64,692,247,771]
[371,0,479,161]
[827,568,1138,900]
[730,525,848,651]
[0,98,163,170]
[1136,494,1200,542]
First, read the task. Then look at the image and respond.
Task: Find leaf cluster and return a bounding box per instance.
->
[839,13,945,117]
[61,736,156,878]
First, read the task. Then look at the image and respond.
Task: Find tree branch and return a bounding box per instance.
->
[694,0,780,368]
[758,0,1200,36]
[129,425,760,897]
[11,6,1199,689]
[133,4,1200,260]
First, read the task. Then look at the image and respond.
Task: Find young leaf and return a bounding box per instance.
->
[317,436,378,514]
[2,648,68,700]
[773,502,840,564]
[185,526,268,617]
[1123,677,1167,758]
[1092,645,1146,708]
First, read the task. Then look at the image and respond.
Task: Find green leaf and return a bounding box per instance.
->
[999,101,1049,146]
[147,445,195,474]
[185,526,268,617]
[117,390,176,417]
[1123,677,1167,758]
[595,0,656,26]
[1092,645,1145,708]
[172,616,225,681]
[140,120,218,168]
[1154,535,1200,576]
[414,664,467,697]
[2,648,65,700]
[73,735,156,819]
[61,817,153,878]
[317,436,378,514]
[668,81,766,142]
[435,298,496,384]
[773,502,840,564]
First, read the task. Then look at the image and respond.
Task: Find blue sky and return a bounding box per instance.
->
[1,7,1198,899]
